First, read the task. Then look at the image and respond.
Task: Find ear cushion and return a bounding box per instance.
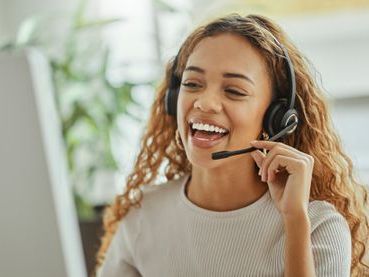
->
[164,87,179,116]
[164,70,181,117]
[263,98,289,137]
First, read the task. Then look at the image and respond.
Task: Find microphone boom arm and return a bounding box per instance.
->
[211,121,298,160]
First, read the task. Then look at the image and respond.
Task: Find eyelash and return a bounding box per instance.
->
[181,82,247,96]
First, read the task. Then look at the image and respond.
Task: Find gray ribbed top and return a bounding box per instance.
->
[98,174,351,277]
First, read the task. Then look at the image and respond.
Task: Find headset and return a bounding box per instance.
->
[164,37,299,160]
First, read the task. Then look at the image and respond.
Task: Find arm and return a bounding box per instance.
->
[250,140,351,276]
[284,207,351,277]
[309,208,351,277]
[284,212,316,277]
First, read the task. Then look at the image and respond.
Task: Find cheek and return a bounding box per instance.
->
[228,104,261,129]
[227,102,267,141]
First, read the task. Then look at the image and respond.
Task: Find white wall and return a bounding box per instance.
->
[0,1,7,38]
[280,10,369,184]
[0,0,76,38]
[280,10,369,99]
[332,96,369,184]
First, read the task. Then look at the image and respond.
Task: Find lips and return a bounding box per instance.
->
[189,129,228,149]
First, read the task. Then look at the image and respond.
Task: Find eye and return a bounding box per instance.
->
[225,89,247,96]
[181,82,201,89]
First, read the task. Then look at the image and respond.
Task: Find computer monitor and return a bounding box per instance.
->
[0,49,87,277]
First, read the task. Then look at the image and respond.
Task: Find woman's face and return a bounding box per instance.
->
[177,33,273,168]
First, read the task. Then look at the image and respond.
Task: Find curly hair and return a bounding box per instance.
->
[94,14,369,276]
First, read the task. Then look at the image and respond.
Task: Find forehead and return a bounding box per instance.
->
[185,33,269,78]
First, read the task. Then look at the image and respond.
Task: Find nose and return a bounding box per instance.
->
[193,90,222,114]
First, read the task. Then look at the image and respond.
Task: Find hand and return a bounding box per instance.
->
[249,140,314,219]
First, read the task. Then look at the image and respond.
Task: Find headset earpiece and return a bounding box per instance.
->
[263,98,298,137]
[263,99,287,137]
[164,85,179,117]
[164,58,181,117]
[281,108,298,134]
[262,42,299,138]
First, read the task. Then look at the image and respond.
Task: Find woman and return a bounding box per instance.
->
[95,14,369,276]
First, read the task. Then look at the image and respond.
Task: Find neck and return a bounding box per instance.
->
[185,157,268,212]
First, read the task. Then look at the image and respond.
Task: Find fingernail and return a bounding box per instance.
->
[250,140,257,144]
[258,169,261,176]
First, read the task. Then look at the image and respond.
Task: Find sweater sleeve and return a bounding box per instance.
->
[97,218,141,277]
[310,203,352,277]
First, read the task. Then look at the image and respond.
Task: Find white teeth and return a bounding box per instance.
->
[191,122,228,134]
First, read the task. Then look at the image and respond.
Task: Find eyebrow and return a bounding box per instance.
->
[184,65,255,86]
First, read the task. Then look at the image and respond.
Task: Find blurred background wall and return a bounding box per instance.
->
[0,0,74,37]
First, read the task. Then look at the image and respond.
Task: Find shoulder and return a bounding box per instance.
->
[114,175,187,247]
[141,175,186,211]
[307,199,352,275]
[120,174,187,226]
[308,199,350,235]
[141,175,186,200]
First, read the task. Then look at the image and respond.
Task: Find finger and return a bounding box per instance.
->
[260,146,307,182]
[250,140,301,156]
[250,149,266,169]
[250,139,278,150]
[267,154,301,182]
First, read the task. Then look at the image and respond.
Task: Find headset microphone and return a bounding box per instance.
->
[211,120,298,160]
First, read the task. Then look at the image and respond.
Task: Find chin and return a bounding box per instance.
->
[186,149,226,169]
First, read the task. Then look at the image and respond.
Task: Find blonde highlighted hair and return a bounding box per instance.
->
[94,14,369,276]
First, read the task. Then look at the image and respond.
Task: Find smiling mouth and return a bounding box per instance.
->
[189,123,230,139]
